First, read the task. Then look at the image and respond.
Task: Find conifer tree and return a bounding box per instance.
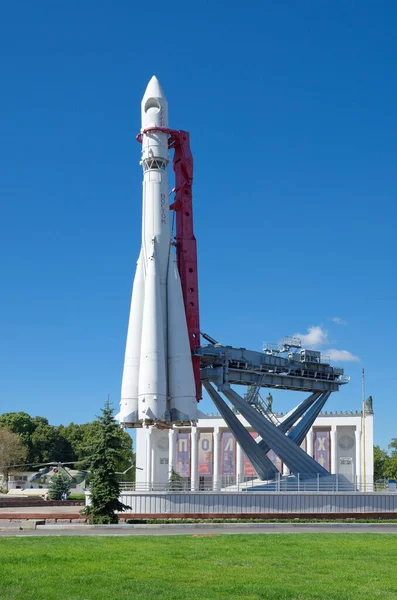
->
[85,400,129,524]
[168,467,183,490]
[49,473,70,500]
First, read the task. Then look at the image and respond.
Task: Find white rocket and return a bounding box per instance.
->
[118,76,197,426]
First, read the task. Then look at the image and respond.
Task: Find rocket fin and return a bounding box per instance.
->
[138,242,168,422]
[167,257,197,423]
[119,250,145,425]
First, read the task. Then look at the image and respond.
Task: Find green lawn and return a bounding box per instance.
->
[0,534,396,599]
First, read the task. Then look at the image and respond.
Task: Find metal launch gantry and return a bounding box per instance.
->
[138,126,349,482]
[198,343,347,480]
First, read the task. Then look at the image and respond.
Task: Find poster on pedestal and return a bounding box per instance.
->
[221,432,235,476]
[244,432,258,477]
[314,430,330,471]
[198,433,213,476]
[175,432,191,477]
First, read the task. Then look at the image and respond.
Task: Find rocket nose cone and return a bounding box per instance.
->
[141,75,168,129]
[142,75,167,102]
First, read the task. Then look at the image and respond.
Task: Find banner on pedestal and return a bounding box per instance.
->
[175,432,191,478]
[314,430,330,471]
[198,433,213,475]
[221,432,235,476]
[244,432,258,477]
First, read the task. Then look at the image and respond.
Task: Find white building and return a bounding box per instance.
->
[135,403,374,490]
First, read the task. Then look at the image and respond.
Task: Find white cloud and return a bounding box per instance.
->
[332,317,348,326]
[293,325,328,348]
[292,324,359,362]
[327,349,360,362]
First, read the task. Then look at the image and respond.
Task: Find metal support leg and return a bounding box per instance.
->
[221,385,329,478]
[203,382,278,480]
[288,392,331,446]
[258,392,321,453]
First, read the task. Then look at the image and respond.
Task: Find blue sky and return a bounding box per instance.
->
[1,1,396,449]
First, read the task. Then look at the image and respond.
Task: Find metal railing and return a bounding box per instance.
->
[118,476,394,494]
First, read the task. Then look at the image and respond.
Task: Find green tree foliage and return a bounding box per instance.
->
[0,412,37,462]
[49,473,71,500]
[0,428,28,490]
[84,401,130,524]
[383,458,397,481]
[58,423,87,463]
[30,423,74,464]
[384,440,397,481]
[0,412,71,465]
[0,412,134,473]
[373,444,397,482]
[373,445,388,480]
[0,412,39,440]
[61,421,133,473]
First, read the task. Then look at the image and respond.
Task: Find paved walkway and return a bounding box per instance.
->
[0,505,82,515]
[1,523,397,537]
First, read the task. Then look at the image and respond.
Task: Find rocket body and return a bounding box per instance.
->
[119,76,197,426]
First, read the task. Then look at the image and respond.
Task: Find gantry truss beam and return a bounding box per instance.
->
[198,344,347,393]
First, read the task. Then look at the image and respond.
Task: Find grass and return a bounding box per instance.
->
[68,494,85,500]
[0,534,396,599]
